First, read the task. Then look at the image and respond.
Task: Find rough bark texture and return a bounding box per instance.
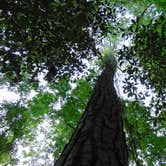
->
[55,65,128,166]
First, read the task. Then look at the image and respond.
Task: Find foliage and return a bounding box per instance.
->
[52,78,93,160]
[0,103,28,164]
[0,0,165,165]
[0,76,93,164]
[0,0,115,83]
[99,48,118,73]
[0,89,58,164]
[118,4,166,114]
[123,101,166,165]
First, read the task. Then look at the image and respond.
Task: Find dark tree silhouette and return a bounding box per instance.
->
[55,61,128,166]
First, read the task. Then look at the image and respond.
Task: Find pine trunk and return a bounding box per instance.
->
[55,66,128,166]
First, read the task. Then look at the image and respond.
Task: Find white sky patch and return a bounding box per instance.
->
[28,90,38,99]
[36,133,45,142]
[37,72,48,87]
[0,87,20,103]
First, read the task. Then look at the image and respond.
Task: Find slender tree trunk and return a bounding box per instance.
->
[55,65,128,166]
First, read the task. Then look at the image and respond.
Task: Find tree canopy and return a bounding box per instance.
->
[0,0,165,165]
[0,0,115,82]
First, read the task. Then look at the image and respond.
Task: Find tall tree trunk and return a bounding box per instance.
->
[55,65,128,166]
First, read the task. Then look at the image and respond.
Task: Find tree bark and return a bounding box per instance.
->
[55,66,128,166]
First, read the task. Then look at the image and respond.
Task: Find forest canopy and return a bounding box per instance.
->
[0,0,165,165]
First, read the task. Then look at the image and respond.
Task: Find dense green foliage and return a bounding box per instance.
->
[0,0,165,165]
[119,11,166,113]
[123,101,165,165]
[0,0,114,82]
[0,77,93,165]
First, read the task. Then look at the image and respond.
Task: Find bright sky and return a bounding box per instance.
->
[0,87,20,103]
